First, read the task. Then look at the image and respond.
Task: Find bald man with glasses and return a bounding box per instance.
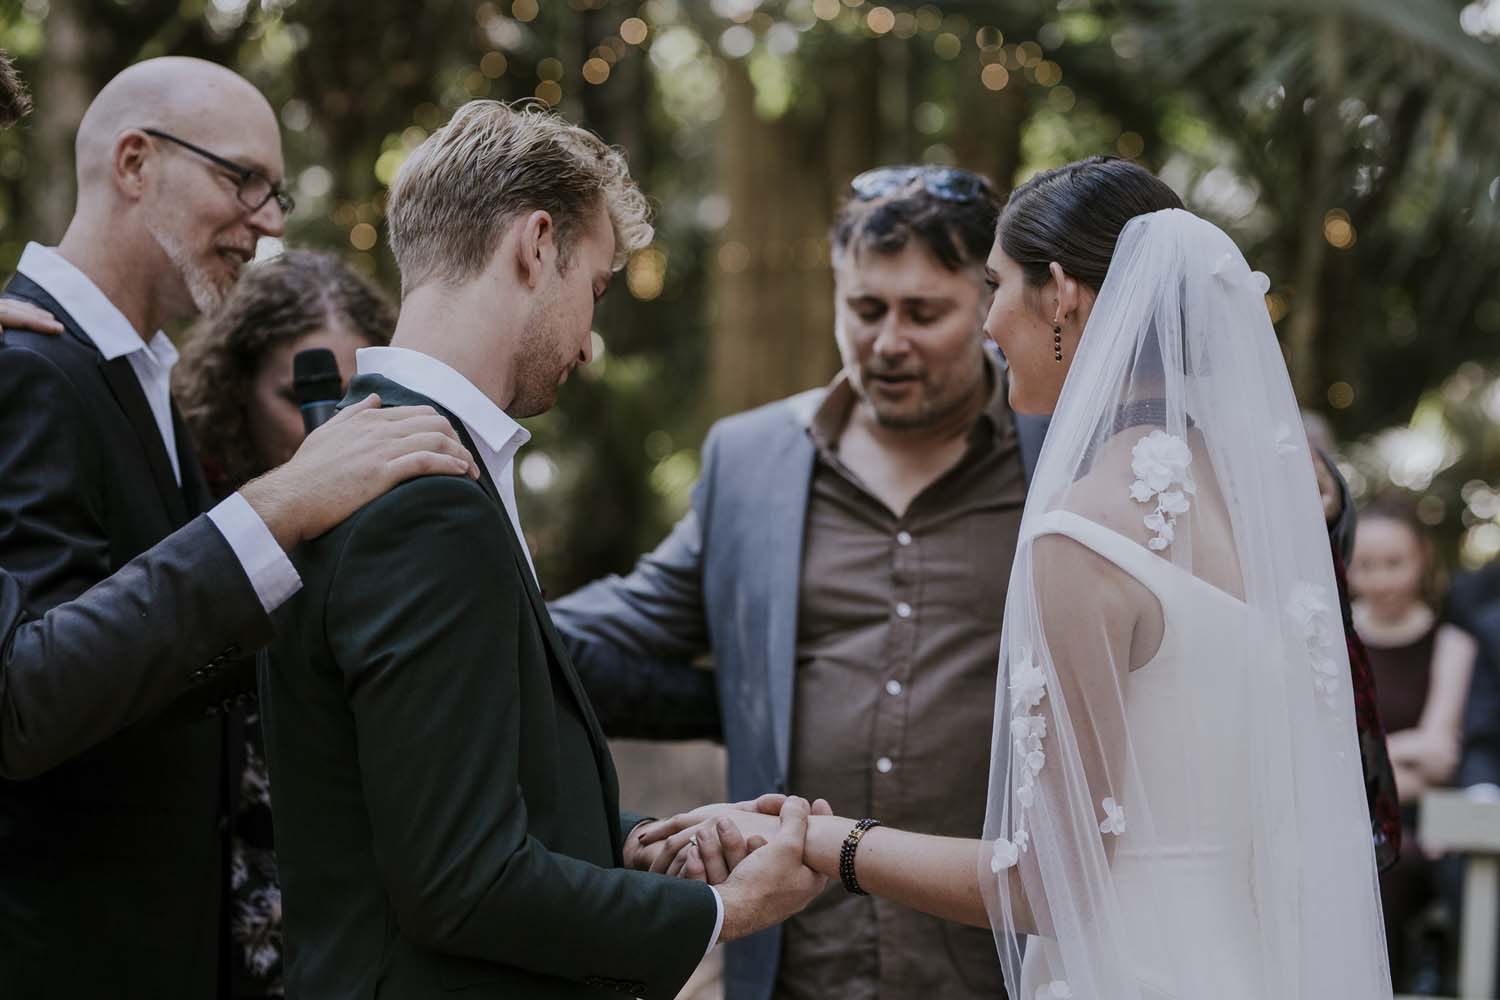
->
[0,56,480,998]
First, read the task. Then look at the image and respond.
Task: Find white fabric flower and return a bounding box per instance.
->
[1274,422,1302,458]
[1009,658,1048,712]
[1016,784,1035,807]
[1288,583,1342,710]
[1158,490,1191,515]
[1037,981,1074,999]
[1013,828,1030,852]
[1129,430,1195,551]
[1012,714,1047,744]
[1131,430,1192,493]
[991,837,1020,873]
[1288,582,1332,629]
[1211,251,1272,295]
[1026,749,1046,774]
[1099,797,1127,836]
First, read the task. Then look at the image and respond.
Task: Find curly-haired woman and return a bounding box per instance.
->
[175,249,394,998]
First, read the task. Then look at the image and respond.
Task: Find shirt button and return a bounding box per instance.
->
[896,531,913,546]
[895,601,912,619]
[876,756,894,774]
[886,679,903,696]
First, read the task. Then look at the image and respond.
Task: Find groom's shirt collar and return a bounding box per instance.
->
[355,345,537,584]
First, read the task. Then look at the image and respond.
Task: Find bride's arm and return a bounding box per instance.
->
[649,810,1019,930]
[800,818,1021,931]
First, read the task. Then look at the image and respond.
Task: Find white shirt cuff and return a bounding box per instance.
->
[207,493,303,615]
[704,886,724,960]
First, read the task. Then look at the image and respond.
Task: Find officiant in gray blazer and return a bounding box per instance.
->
[553,167,1043,1000]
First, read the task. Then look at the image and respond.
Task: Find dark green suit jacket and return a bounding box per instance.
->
[260,375,718,999]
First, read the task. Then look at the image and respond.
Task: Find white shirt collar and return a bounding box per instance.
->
[355,346,530,459]
[16,242,178,369]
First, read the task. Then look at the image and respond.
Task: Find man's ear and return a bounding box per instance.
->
[514,209,556,290]
[113,130,152,203]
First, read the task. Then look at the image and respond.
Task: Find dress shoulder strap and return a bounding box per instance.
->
[1026,509,1183,608]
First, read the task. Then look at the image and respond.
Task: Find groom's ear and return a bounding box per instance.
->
[514,209,557,290]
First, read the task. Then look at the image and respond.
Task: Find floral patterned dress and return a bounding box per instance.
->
[228,706,284,997]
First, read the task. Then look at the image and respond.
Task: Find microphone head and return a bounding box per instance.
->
[292,348,343,407]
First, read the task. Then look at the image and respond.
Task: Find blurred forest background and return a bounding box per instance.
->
[2,0,1499,584]
[3,3,1498,994]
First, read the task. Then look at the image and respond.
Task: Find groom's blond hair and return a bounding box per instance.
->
[387,99,652,295]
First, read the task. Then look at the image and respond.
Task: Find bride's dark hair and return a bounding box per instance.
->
[999,156,1183,292]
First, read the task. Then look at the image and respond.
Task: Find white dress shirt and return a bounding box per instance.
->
[356,346,537,583]
[355,345,725,957]
[15,242,301,614]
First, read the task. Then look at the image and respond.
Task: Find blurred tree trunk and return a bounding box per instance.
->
[708,47,885,418]
[1284,14,1343,405]
[950,78,1027,191]
[33,0,89,242]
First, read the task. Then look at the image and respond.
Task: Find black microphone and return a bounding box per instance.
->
[293,348,342,434]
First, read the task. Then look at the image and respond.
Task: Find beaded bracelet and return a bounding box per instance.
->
[838,818,881,895]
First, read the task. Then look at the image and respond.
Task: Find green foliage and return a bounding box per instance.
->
[3,0,1497,585]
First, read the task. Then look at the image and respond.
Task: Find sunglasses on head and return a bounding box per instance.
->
[848,166,991,204]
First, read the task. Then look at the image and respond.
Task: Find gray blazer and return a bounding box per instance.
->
[552,380,1044,1000]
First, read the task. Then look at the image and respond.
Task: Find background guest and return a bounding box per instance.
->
[174,248,394,998]
[1350,495,1477,991]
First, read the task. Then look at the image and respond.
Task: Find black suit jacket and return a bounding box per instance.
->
[261,374,718,1000]
[0,274,257,998]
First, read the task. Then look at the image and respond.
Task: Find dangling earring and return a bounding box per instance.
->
[1053,325,1063,363]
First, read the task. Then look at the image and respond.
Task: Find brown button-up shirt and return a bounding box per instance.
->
[774,361,1026,1000]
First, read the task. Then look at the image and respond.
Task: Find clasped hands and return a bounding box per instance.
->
[623,794,832,942]
[626,793,830,884]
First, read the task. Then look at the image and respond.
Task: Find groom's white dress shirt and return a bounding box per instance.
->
[354,345,725,958]
[15,242,301,615]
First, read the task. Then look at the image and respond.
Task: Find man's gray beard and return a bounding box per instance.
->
[146,220,228,317]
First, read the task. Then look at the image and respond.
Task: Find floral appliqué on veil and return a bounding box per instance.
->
[1129,430,1196,551]
[991,647,1049,875]
[1289,582,1343,717]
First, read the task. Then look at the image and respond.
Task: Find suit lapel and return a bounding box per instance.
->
[172,399,211,516]
[761,416,817,785]
[5,275,188,526]
[97,356,188,527]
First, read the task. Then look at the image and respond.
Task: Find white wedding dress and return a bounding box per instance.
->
[980,211,1391,1000]
[1018,510,1261,1000]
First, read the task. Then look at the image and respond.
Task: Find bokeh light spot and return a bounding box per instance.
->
[349,223,378,252]
[621,17,649,45]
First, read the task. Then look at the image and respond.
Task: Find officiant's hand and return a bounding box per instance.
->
[240,393,481,549]
[711,796,827,942]
[0,299,64,336]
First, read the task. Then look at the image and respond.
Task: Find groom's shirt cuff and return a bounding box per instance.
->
[704,886,724,959]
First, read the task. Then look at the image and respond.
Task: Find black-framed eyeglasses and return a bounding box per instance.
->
[141,128,295,217]
[849,166,991,204]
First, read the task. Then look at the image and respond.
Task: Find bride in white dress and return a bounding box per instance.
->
[641,157,1392,999]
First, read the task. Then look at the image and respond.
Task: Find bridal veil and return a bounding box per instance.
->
[981,209,1391,1000]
